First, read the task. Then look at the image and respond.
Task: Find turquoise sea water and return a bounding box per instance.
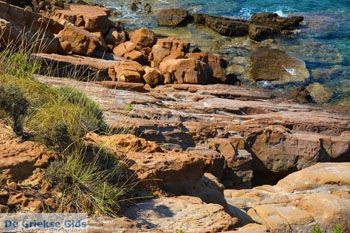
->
[107,0,350,105]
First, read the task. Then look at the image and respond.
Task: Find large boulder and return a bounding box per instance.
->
[113,41,147,64]
[251,12,304,31]
[245,125,350,180]
[159,58,213,84]
[250,47,310,85]
[156,8,192,27]
[129,28,156,48]
[225,163,350,233]
[149,37,190,67]
[123,196,237,232]
[193,14,250,37]
[186,52,228,82]
[114,60,145,83]
[57,25,107,56]
[52,4,112,34]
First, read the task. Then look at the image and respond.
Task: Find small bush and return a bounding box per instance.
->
[55,86,105,130]
[312,226,323,233]
[27,101,101,150]
[333,224,344,233]
[0,83,29,135]
[45,146,132,216]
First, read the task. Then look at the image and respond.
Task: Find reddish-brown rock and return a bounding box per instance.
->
[129,28,156,48]
[186,52,228,82]
[156,9,191,27]
[105,28,128,47]
[52,4,111,34]
[0,121,56,181]
[143,67,162,87]
[57,25,107,56]
[149,37,190,67]
[159,58,213,84]
[114,60,144,83]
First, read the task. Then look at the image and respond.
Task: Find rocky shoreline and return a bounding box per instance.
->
[0,1,350,233]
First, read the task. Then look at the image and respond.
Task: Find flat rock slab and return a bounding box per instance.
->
[225,163,350,233]
[123,196,237,232]
[37,76,350,185]
[32,53,124,80]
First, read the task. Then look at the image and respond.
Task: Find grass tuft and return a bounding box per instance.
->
[45,145,132,217]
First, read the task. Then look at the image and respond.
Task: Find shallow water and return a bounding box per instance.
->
[106,0,350,105]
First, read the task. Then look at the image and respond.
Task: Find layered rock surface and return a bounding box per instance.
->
[225,163,350,233]
[38,76,350,188]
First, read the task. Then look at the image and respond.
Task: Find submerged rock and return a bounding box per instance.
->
[156,8,192,27]
[307,82,333,104]
[194,14,250,37]
[250,47,310,85]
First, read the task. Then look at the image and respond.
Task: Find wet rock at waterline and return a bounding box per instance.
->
[156,8,192,27]
[249,47,310,85]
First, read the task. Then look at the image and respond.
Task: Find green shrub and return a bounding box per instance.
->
[312,225,323,233]
[0,75,57,110]
[27,101,102,150]
[0,82,29,135]
[45,146,132,216]
[55,86,105,130]
[333,224,344,233]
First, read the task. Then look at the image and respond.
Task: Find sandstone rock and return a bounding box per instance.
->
[123,196,237,232]
[0,1,62,52]
[57,25,107,56]
[248,24,279,41]
[52,4,111,34]
[159,58,213,84]
[113,41,137,57]
[251,12,304,31]
[245,126,333,179]
[129,28,156,48]
[149,37,190,67]
[225,163,350,233]
[126,151,206,194]
[143,67,162,87]
[32,53,121,80]
[276,163,350,192]
[84,132,162,154]
[0,121,56,181]
[113,41,147,64]
[250,47,310,84]
[188,173,227,206]
[105,28,127,47]
[156,8,191,26]
[186,52,228,82]
[307,82,333,104]
[193,14,250,37]
[114,60,144,83]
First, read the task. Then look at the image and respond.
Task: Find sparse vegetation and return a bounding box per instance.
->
[0,83,29,136]
[0,33,134,217]
[312,224,345,233]
[45,145,132,217]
